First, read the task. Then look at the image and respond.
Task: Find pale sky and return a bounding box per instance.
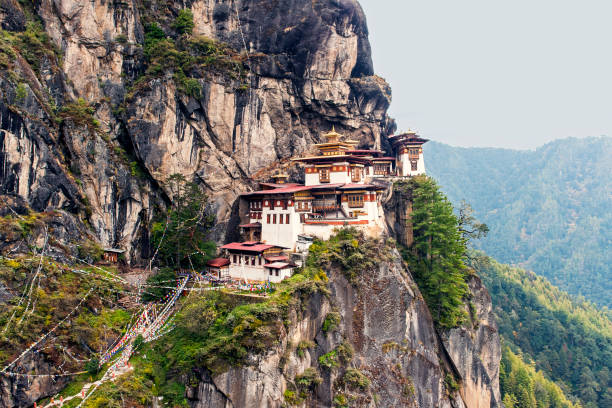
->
[358,0,612,149]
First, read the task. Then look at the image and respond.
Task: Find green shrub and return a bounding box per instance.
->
[333,393,349,408]
[283,389,303,406]
[322,311,340,333]
[85,357,100,376]
[60,98,99,129]
[77,239,103,263]
[342,368,370,390]
[141,267,176,302]
[296,340,314,358]
[307,227,392,284]
[172,9,195,35]
[295,367,322,390]
[444,373,459,392]
[15,83,27,102]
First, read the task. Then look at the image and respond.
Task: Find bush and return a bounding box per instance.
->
[307,227,392,284]
[172,9,195,35]
[296,340,314,358]
[15,83,27,102]
[322,312,341,333]
[295,367,322,390]
[85,357,100,376]
[444,373,459,392]
[141,267,176,302]
[342,368,370,390]
[77,239,103,263]
[60,98,99,129]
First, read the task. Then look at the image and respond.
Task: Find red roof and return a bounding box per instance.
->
[264,262,294,269]
[221,242,281,253]
[239,222,262,228]
[264,255,289,262]
[206,258,230,267]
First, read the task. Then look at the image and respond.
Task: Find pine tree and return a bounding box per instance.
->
[406,176,469,328]
[151,173,216,269]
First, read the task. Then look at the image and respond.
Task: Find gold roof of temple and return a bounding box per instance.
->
[314,126,359,150]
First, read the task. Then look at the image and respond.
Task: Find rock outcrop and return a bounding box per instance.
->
[186,249,500,408]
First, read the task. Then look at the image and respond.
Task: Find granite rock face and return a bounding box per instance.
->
[187,251,473,408]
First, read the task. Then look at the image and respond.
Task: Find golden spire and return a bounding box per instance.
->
[324,126,342,142]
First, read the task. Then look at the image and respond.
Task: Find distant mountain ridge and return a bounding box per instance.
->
[424,137,612,308]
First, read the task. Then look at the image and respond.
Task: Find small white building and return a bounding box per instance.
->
[219,242,295,283]
[389,131,428,177]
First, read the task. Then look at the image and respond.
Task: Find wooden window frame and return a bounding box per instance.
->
[347,194,364,208]
[351,167,361,182]
[286,214,290,224]
[319,167,330,183]
[267,214,271,224]
[273,214,277,224]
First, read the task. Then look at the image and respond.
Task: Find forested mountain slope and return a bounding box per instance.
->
[469,254,612,407]
[425,137,612,307]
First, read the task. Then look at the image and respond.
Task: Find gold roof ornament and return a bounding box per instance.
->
[272,170,289,184]
[323,126,342,142]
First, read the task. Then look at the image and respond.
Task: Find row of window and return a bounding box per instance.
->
[233,254,263,266]
[266,213,291,224]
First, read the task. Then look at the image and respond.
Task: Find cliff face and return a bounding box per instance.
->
[1,0,393,260]
[186,249,501,408]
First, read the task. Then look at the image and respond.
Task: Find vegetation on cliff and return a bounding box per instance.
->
[471,254,612,407]
[150,174,216,271]
[0,255,130,366]
[131,8,247,100]
[396,176,471,328]
[80,228,389,407]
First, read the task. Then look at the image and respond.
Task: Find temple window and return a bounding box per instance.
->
[267,214,271,224]
[286,214,290,224]
[279,214,283,224]
[351,167,361,182]
[319,168,330,183]
[273,214,277,224]
[348,194,364,208]
[411,160,418,171]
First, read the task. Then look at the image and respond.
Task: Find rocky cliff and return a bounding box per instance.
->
[0,0,394,261]
[186,244,501,408]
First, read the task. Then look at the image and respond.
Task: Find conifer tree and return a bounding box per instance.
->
[407,176,469,328]
[151,173,215,269]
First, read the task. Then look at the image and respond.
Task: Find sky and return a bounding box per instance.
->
[358,0,612,149]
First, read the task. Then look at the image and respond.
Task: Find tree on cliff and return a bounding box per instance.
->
[405,176,469,328]
[151,174,215,270]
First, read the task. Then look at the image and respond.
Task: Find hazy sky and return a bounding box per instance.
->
[358,0,612,149]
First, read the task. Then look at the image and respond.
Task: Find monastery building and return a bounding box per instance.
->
[206,128,428,282]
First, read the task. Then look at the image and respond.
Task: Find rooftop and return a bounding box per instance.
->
[206,257,230,267]
[264,262,294,269]
[221,242,285,252]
